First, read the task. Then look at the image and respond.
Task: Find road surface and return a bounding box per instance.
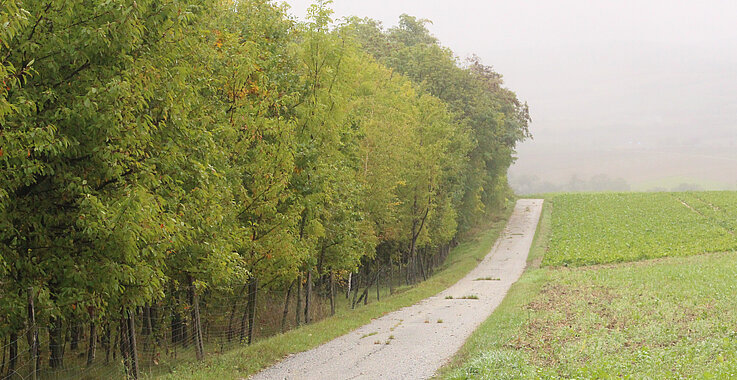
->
[250,199,544,380]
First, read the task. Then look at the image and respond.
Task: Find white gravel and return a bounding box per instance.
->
[249,199,544,380]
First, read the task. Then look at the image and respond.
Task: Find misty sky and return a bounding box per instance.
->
[282,0,737,192]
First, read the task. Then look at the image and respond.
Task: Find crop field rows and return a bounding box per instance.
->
[444,191,737,379]
[674,192,737,234]
[544,191,737,267]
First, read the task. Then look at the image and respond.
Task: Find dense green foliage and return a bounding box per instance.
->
[158,208,513,379]
[443,192,737,379]
[545,192,737,266]
[0,0,529,376]
[348,16,531,230]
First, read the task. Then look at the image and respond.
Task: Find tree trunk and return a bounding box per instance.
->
[49,316,64,369]
[357,270,379,305]
[188,275,205,360]
[34,334,40,377]
[70,322,80,351]
[247,277,258,345]
[389,260,394,295]
[142,307,151,336]
[428,250,432,271]
[304,270,312,324]
[419,251,427,281]
[120,316,130,377]
[124,310,139,380]
[317,247,325,279]
[1,336,6,378]
[25,287,38,380]
[239,288,249,343]
[281,280,294,333]
[376,262,381,302]
[329,272,335,316]
[142,305,153,350]
[345,272,352,299]
[87,311,97,367]
[408,197,419,285]
[351,271,361,309]
[295,274,302,327]
[103,323,111,364]
[8,332,17,378]
[405,253,411,286]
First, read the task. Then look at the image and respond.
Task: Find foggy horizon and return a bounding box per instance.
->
[284,0,737,193]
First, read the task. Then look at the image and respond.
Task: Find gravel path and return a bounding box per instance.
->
[250,199,544,380]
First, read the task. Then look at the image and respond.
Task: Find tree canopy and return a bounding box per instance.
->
[0,0,530,375]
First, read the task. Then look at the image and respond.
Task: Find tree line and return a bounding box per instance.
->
[0,0,529,377]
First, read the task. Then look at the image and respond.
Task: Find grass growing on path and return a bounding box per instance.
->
[153,206,514,379]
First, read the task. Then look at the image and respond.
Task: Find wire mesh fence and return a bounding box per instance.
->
[0,245,453,380]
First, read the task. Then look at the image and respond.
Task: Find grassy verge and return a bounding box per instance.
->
[443,252,737,379]
[526,198,552,268]
[441,193,737,379]
[437,198,552,379]
[153,205,515,379]
[518,252,737,378]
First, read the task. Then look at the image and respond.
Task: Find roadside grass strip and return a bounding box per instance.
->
[443,252,737,379]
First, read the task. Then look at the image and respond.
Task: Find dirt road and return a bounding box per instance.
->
[250,199,544,380]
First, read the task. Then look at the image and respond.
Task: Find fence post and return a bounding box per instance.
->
[26,287,37,380]
[188,276,205,361]
[247,277,258,345]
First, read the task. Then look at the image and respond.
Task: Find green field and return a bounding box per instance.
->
[545,192,737,266]
[443,191,737,379]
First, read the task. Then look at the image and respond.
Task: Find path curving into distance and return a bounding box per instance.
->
[249,199,544,380]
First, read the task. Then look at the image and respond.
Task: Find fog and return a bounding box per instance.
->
[283,0,737,193]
